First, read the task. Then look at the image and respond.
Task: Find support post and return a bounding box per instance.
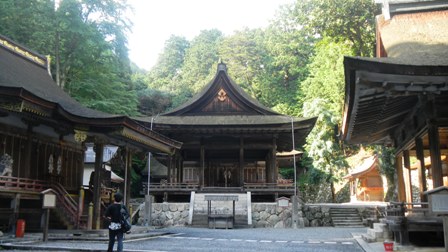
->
[87,202,93,230]
[443,216,448,252]
[144,195,152,227]
[271,138,277,184]
[428,123,443,188]
[43,208,50,242]
[124,148,132,207]
[200,144,205,188]
[415,137,427,202]
[403,150,413,204]
[77,186,85,229]
[396,153,406,202]
[93,142,104,230]
[239,137,244,186]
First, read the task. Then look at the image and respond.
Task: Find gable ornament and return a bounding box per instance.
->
[217,89,227,102]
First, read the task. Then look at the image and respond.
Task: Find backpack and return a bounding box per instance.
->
[120,205,132,232]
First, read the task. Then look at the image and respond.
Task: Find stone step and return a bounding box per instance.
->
[330,208,358,213]
[329,207,364,228]
[330,213,361,217]
[194,193,248,215]
[361,233,377,243]
[191,214,249,227]
[333,222,364,226]
[332,218,363,223]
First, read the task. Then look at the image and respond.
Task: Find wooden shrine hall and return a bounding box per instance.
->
[138,63,316,201]
[0,35,181,231]
[340,0,448,245]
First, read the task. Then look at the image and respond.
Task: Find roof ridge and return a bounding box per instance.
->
[0,34,48,69]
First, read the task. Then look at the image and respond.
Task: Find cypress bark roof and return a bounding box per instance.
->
[0,34,181,153]
[137,63,316,151]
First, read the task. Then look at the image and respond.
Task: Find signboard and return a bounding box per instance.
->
[277,197,290,207]
[430,194,448,213]
[41,189,57,209]
[424,186,448,215]
[43,194,56,208]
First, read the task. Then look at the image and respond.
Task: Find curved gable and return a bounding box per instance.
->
[163,63,280,116]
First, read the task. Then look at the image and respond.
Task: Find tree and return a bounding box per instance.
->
[303,99,348,202]
[219,28,266,100]
[304,0,379,57]
[299,38,353,115]
[263,2,317,114]
[376,146,397,202]
[180,29,223,94]
[147,35,190,92]
[1,0,138,115]
[0,0,56,55]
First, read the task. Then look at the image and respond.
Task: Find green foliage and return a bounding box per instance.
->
[279,167,294,180]
[302,98,349,202]
[300,38,353,115]
[0,0,137,115]
[137,89,172,116]
[180,29,223,94]
[304,0,379,57]
[375,146,396,201]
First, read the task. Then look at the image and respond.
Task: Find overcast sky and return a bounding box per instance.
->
[127,0,294,70]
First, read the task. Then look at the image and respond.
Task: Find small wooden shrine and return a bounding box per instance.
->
[344,156,385,202]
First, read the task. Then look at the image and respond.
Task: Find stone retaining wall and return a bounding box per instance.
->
[137,202,384,228]
[137,203,190,227]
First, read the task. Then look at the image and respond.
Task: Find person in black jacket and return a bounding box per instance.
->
[105,192,129,252]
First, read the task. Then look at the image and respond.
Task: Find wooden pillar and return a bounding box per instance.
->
[271,138,278,184]
[23,126,33,178]
[239,137,244,186]
[200,144,205,188]
[124,148,132,207]
[167,155,172,184]
[396,153,406,202]
[11,194,20,233]
[403,150,413,203]
[415,137,428,202]
[170,155,175,183]
[265,152,271,183]
[428,123,443,188]
[92,142,104,230]
[177,152,183,183]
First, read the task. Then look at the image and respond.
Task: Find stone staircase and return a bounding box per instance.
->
[191,193,250,228]
[329,207,364,227]
[362,220,392,242]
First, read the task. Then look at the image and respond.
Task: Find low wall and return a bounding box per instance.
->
[136,201,384,228]
[136,202,190,227]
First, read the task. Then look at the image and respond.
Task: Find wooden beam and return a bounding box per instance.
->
[415,137,427,202]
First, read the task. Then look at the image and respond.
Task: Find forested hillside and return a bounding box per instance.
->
[1,0,396,203]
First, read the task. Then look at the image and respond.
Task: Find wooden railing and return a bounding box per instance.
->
[0,175,47,192]
[244,183,295,191]
[386,201,430,217]
[51,182,80,228]
[385,201,441,245]
[144,182,199,192]
[142,182,295,193]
